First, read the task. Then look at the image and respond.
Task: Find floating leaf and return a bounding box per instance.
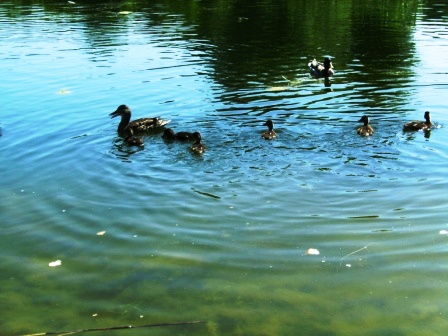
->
[97,231,106,236]
[49,260,62,267]
[266,86,290,92]
[306,248,320,255]
[57,89,71,95]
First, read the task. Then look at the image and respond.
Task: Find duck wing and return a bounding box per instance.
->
[262,130,277,140]
[357,125,374,136]
[403,121,431,131]
[174,131,195,141]
[125,117,171,133]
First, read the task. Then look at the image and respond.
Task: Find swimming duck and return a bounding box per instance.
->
[190,132,206,154]
[403,111,432,132]
[308,57,334,78]
[110,104,170,135]
[357,115,374,136]
[162,128,195,141]
[262,119,277,140]
[124,135,144,147]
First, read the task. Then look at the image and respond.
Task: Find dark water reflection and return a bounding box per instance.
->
[1,0,448,335]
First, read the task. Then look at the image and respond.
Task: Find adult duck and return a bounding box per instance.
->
[403,111,432,132]
[308,57,334,78]
[162,128,195,141]
[262,119,277,140]
[357,115,374,136]
[110,104,170,135]
[190,132,206,154]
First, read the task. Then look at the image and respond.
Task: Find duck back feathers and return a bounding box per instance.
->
[162,128,195,141]
[357,115,374,136]
[262,119,277,140]
[308,57,334,78]
[190,132,206,154]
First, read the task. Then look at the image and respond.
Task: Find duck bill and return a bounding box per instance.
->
[109,110,121,118]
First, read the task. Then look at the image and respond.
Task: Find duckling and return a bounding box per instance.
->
[357,115,374,136]
[308,57,334,78]
[162,128,195,141]
[124,135,144,147]
[403,111,433,132]
[110,104,170,135]
[262,119,277,140]
[190,132,206,154]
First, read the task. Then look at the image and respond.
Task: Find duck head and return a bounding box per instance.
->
[358,115,369,125]
[110,105,130,118]
[324,57,333,70]
[192,131,202,143]
[424,111,431,123]
[162,128,175,139]
[264,119,274,131]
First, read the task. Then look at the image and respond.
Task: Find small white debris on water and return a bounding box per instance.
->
[439,230,448,235]
[306,248,320,255]
[49,260,62,267]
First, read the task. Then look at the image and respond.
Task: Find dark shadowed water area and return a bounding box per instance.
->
[1,0,448,335]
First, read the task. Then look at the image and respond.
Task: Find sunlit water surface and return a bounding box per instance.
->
[1,1,448,335]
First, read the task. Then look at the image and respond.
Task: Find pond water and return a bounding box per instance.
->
[1,0,448,335]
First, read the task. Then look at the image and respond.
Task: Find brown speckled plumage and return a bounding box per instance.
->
[262,119,277,140]
[403,111,432,132]
[190,132,206,154]
[110,105,170,135]
[357,115,374,136]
